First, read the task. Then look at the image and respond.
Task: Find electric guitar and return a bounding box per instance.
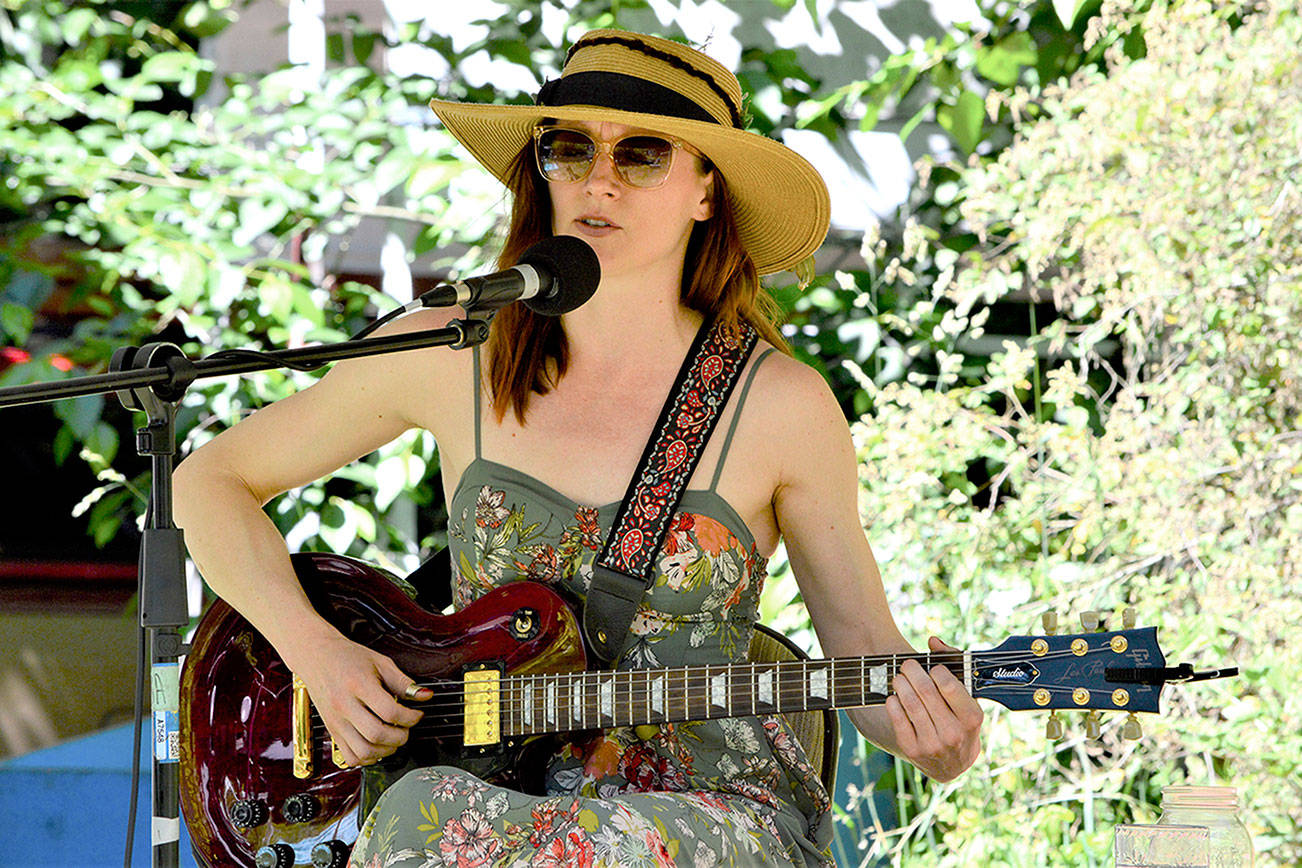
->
[178,553,1233,868]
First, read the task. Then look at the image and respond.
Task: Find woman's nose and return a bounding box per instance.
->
[583,149,621,193]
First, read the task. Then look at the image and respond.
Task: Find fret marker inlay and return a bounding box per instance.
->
[651,676,666,716]
[599,678,613,722]
[545,681,557,726]
[869,665,888,696]
[810,667,829,700]
[758,669,774,705]
[710,673,727,709]
[571,677,584,723]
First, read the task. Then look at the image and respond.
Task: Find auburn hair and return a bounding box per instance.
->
[485,148,791,423]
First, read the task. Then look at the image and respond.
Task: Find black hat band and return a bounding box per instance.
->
[536,71,727,127]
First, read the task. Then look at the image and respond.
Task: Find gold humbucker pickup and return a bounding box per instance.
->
[463,668,502,747]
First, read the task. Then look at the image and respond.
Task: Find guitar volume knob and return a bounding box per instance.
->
[282,793,320,823]
[229,798,269,829]
[254,843,295,868]
[311,840,351,868]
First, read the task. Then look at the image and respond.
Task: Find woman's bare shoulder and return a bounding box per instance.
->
[747,343,845,433]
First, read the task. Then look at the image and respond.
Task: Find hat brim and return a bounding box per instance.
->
[429,99,830,277]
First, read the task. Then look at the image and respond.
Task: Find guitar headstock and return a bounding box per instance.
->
[972,625,1166,715]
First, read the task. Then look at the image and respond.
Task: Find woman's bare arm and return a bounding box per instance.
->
[174,308,466,765]
[763,359,984,782]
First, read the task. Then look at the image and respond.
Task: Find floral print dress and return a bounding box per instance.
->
[350,351,833,868]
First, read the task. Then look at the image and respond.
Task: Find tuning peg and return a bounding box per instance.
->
[1045,711,1063,740]
[1084,711,1102,740]
[1122,713,1143,740]
[1080,611,1107,632]
[1122,607,1137,629]
[1041,611,1059,635]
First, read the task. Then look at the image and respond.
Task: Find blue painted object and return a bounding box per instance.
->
[2,715,896,867]
[829,711,898,867]
[0,724,197,868]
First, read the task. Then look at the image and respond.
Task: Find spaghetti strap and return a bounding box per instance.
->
[472,344,482,460]
[709,346,777,492]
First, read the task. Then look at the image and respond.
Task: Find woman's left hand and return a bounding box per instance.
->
[884,636,985,782]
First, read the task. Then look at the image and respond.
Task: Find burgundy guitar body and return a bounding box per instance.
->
[179,552,586,868]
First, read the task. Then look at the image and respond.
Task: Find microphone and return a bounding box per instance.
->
[405,235,600,317]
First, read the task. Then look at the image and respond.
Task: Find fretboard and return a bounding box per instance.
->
[498,653,971,736]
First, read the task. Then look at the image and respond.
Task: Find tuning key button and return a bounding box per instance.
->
[282,793,320,824]
[1080,611,1104,631]
[311,840,351,868]
[1045,712,1064,740]
[229,798,269,830]
[1084,711,1102,739]
[254,844,295,868]
[1122,607,1137,629]
[1041,612,1059,635]
[1123,713,1143,740]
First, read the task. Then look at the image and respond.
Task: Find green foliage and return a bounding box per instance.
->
[0,0,622,564]
[842,1,1301,862]
[5,0,1296,861]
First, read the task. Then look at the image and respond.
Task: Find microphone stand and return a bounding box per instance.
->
[0,317,490,868]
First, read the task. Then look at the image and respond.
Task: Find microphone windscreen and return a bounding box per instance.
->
[519,235,601,316]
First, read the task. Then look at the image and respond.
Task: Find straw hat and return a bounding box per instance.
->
[428,29,830,277]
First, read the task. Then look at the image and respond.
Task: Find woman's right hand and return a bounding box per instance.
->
[282,629,434,768]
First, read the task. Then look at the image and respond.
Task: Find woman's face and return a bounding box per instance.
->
[545,120,714,286]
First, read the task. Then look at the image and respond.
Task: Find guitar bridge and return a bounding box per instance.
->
[292,674,313,779]
[463,665,502,747]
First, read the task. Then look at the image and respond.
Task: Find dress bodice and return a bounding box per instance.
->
[447,457,768,667]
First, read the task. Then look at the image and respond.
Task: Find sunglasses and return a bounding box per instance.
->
[532,125,701,189]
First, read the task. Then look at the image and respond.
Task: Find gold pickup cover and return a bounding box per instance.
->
[463,669,501,747]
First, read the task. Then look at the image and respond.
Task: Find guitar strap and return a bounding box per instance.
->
[584,318,757,666]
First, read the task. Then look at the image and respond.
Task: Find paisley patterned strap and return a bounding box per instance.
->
[584,319,758,665]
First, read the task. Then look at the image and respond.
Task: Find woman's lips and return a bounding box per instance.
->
[573,216,620,237]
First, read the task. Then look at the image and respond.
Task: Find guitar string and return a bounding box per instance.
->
[305,642,1128,726]
[304,648,1141,742]
[305,646,1135,732]
[324,677,1119,750]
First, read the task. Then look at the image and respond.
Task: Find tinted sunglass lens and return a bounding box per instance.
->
[537,129,595,181]
[612,136,674,187]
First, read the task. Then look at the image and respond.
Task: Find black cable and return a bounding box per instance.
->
[348,304,408,341]
[205,347,322,371]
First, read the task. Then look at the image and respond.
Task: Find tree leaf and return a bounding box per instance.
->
[1,302,35,342]
[1054,0,1088,29]
[937,90,985,155]
[976,32,1038,87]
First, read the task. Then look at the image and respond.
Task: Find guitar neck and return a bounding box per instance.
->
[499,652,970,736]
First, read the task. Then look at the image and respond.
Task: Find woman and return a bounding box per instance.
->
[174,29,982,867]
